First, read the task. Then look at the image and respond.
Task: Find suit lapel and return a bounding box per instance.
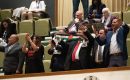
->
[93,41,98,57]
[107,31,113,44]
[5,45,9,54]
[6,43,19,54]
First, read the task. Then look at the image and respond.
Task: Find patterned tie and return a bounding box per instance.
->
[72,41,80,61]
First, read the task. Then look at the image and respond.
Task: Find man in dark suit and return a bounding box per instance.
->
[0,34,25,75]
[64,22,94,70]
[48,40,68,72]
[96,18,129,67]
[91,29,108,68]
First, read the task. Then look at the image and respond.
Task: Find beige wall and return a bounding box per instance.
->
[57,0,130,26]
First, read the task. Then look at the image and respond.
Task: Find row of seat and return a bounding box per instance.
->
[0,9,52,37]
[0,9,12,21]
[14,18,52,36]
[0,8,130,24]
[5,18,51,46]
[111,11,130,25]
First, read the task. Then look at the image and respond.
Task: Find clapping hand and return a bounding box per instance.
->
[25,33,31,42]
[74,18,79,23]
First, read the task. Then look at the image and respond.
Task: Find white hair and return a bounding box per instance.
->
[102,8,110,13]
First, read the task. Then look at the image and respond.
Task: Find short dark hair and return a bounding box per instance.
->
[31,35,42,45]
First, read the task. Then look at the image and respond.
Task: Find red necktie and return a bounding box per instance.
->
[72,41,80,61]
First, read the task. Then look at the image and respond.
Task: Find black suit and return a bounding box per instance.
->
[0,42,25,75]
[64,31,94,70]
[91,40,109,68]
[48,40,68,72]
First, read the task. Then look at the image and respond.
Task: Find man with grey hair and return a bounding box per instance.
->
[0,34,25,75]
[101,7,116,31]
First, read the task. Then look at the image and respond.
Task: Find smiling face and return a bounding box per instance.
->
[112,18,122,31]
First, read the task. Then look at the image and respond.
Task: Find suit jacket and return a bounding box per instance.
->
[64,31,94,70]
[96,23,130,61]
[48,40,68,71]
[65,20,84,34]
[0,42,25,73]
[91,40,110,67]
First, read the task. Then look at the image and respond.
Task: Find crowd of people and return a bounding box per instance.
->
[48,10,129,71]
[0,0,129,76]
[47,0,129,72]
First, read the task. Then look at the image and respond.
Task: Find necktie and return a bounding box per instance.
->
[97,45,102,62]
[72,41,80,61]
[95,45,103,62]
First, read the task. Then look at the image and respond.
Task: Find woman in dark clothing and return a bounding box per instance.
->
[0,18,16,42]
[88,0,106,19]
[22,33,44,73]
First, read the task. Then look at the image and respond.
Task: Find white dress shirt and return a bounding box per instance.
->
[29,0,46,12]
[110,29,121,54]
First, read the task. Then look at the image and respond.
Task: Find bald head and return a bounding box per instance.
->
[8,34,19,45]
[76,11,83,15]
[75,10,83,20]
